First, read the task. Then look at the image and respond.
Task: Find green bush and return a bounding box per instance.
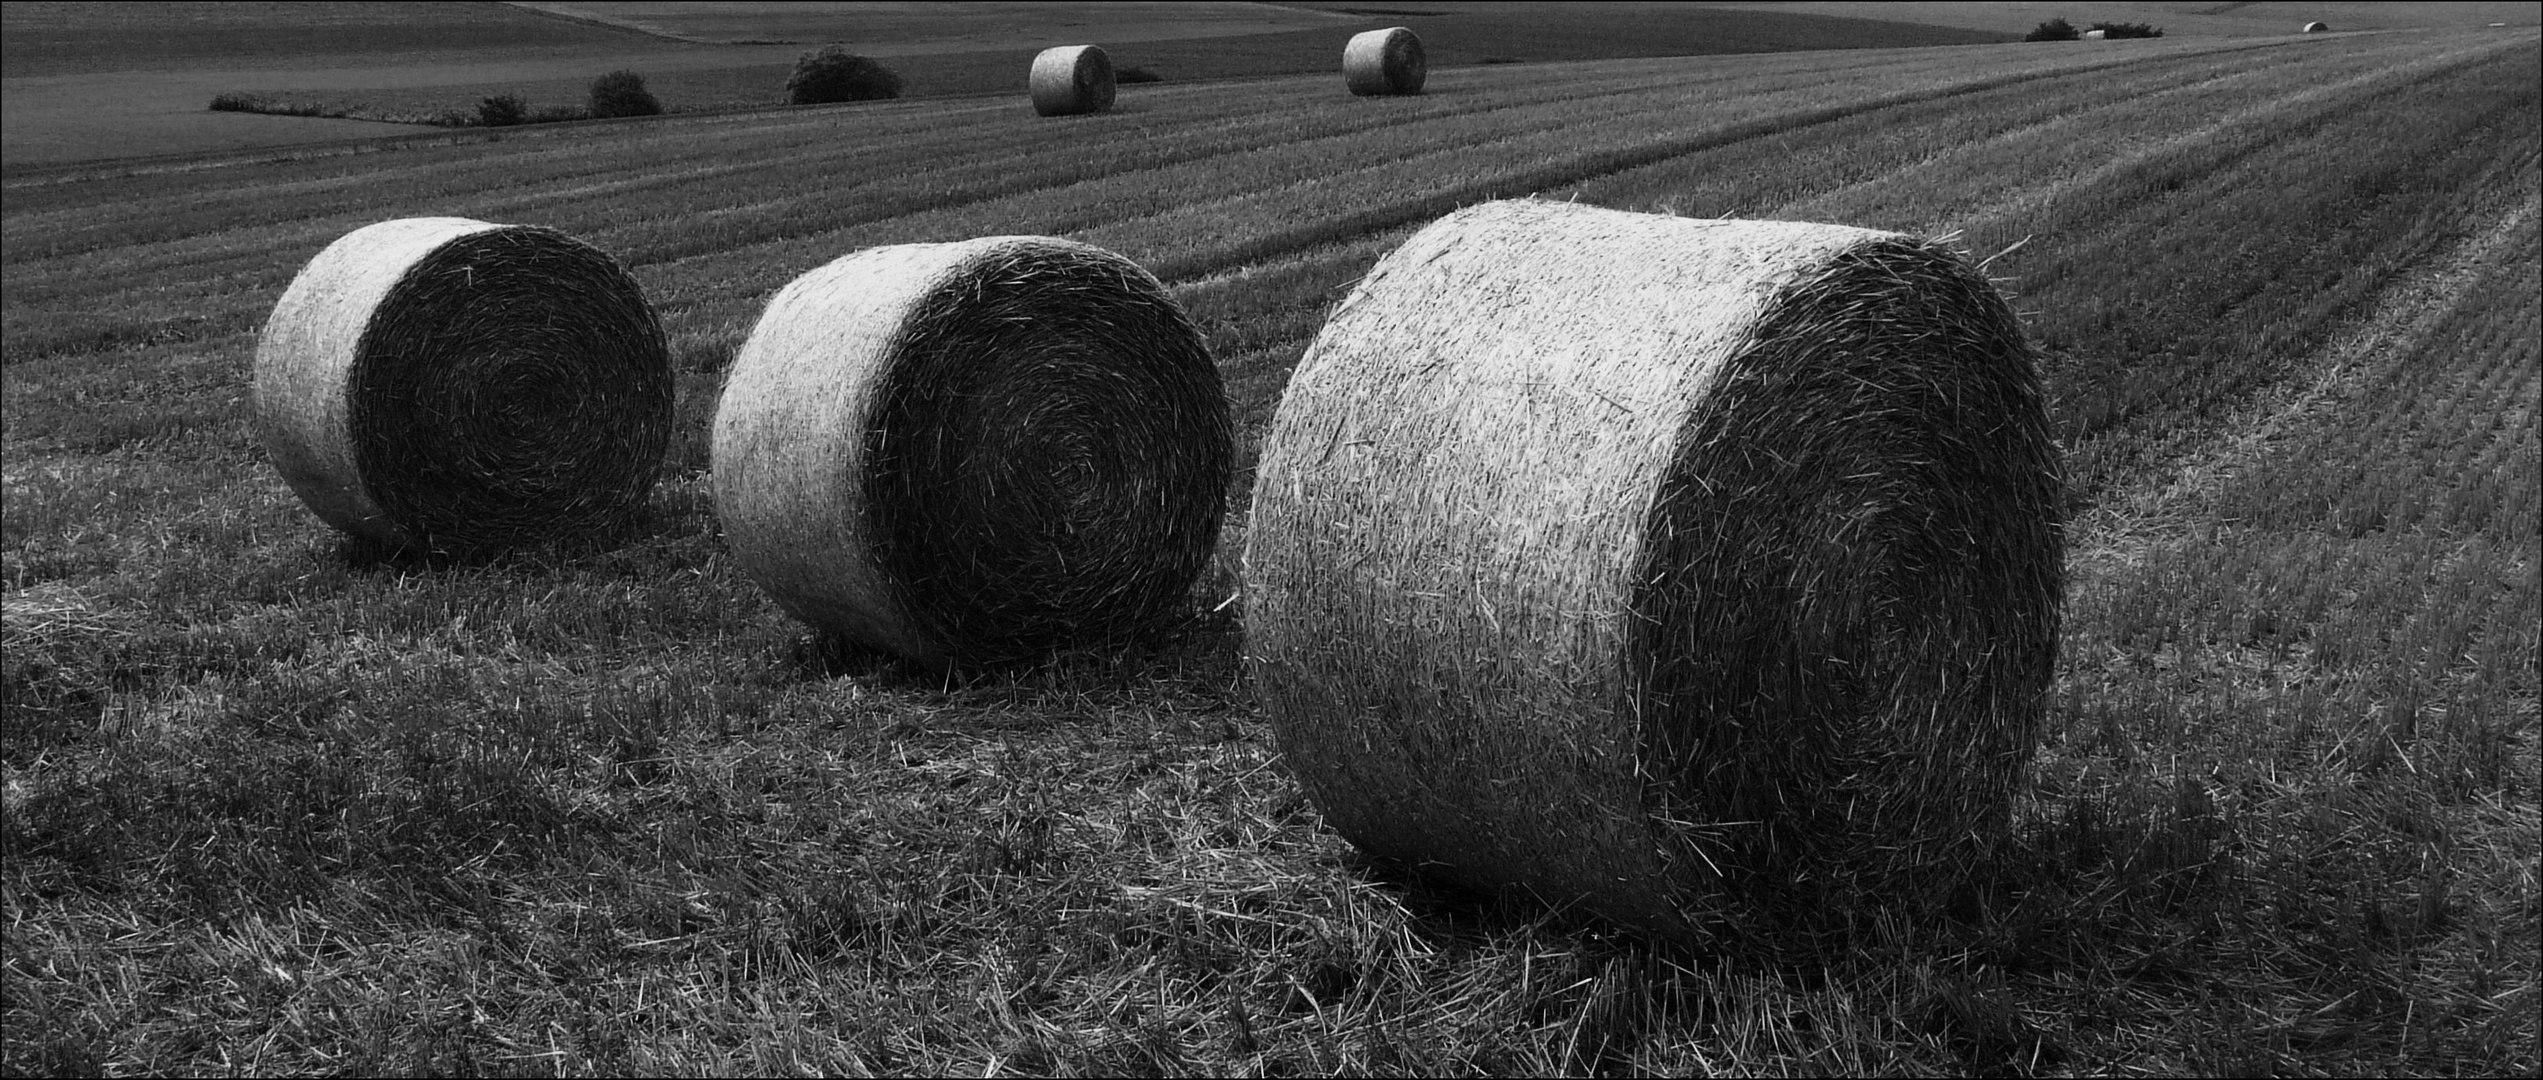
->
[589,70,662,119]
[477,95,527,127]
[1117,65,1163,84]
[2025,17,2080,41]
[786,46,903,105]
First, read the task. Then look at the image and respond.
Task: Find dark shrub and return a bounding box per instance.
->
[589,70,662,119]
[2089,21,2164,38]
[1116,65,1162,84]
[209,93,325,117]
[529,103,590,124]
[787,46,903,105]
[2024,17,2080,41]
[478,95,527,127]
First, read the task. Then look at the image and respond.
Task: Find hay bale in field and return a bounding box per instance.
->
[1245,199,2065,948]
[2302,21,2330,33]
[712,236,1229,668]
[2080,28,2109,39]
[1030,44,1116,116]
[1343,26,1425,95]
[254,217,671,554]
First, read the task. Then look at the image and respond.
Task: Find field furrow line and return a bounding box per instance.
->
[1766,38,2466,235]
[1132,42,2304,284]
[615,49,2066,281]
[1926,36,2525,244]
[0,48,1934,260]
[0,50,2039,315]
[2072,194,2542,571]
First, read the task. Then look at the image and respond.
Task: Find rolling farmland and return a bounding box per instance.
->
[4,19,2538,1077]
[0,1,2005,167]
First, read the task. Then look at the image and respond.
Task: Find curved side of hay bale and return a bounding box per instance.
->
[1030,44,1116,116]
[1343,26,1425,95]
[712,237,1229,667]
[1245,199,2063,946]
[2302,21,2330,32]
[254,217,671,552]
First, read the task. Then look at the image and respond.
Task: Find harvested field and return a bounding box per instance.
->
[3,16,2535,1076]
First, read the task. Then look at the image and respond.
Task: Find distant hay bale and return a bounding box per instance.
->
[712,237,1229,668]
[1246,199,2065,948]
[1030,44,1116,116]
[254,217,671,553]
[2080,28,2109,39]
[1343,26,1426,95]
[2302,21,2330,32]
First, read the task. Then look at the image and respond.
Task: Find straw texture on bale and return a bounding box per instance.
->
[1030,44,1116,115]
[254,217,672,553]
[1343,26,1426,95]
[1245,199,2064,947]
[713,237,1229,668]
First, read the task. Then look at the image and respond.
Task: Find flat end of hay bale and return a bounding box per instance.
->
[713,236,1230,668]
[253,217,672,554]
[1343,27,1425,95]
[1030,44,1116,116]
[1246,199,2063,950]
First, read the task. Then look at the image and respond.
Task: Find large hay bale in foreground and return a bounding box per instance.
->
[255,217,671,553]
[1343,26,1425,95]
[1246,199,2064,947]
[713,237,1229,668]
[1030,44,1116,116]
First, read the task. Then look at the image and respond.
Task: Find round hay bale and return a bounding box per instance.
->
[2080,27,2109,39]
[254,217,672,554]
[1245,199,2064,947]
[1030,44,1116,116]
[1343,26,1425,95]
[2302,21,2330,32]
[712,236,1230,668]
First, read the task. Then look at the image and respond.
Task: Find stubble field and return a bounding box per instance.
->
[3,17,2538,1077]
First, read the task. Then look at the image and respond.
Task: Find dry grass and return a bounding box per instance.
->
[711,237,1232,669]
[1343,27,1426,96]
[1030,45,1117,117]
[4,29,2533,1077]
[1247,199,2062,955]
[253,218,672,555]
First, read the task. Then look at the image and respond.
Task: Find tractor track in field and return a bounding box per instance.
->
[2072,191,2543,574]
[1143,39,2302,284]
[1918,36,2520,240]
